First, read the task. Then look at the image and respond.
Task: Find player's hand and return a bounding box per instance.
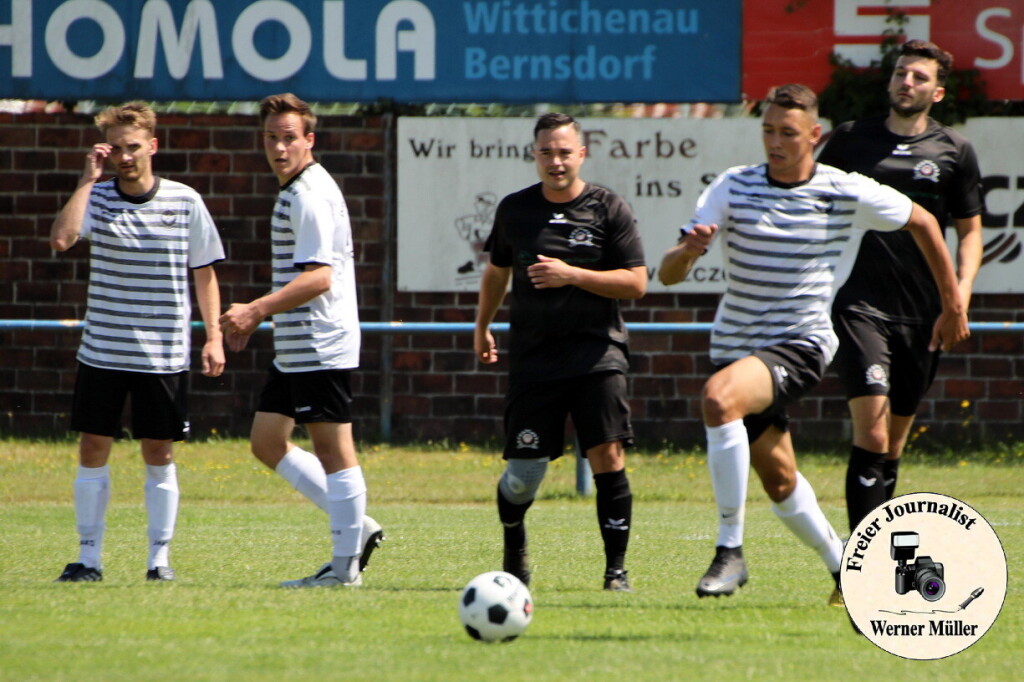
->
[219,302,263,337]
[474,327,498,364]
[527,255,575,289]
[683,223,718,254]
[83,144,111,183]
[930,309,970,352]
[225,333,252,353]
[202,339,226,376]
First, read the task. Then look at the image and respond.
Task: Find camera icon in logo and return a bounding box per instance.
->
[891,531,945,601]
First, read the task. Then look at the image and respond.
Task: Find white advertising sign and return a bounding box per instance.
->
[397,117,1022,293]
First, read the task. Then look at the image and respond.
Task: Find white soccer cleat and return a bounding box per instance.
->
[280,562,362,588]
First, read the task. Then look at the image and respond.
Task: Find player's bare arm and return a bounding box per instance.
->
[50,144,111,251]
[193,265,225,377]
[220,263,331,338]
[658,223,718,285]
[527,256,646,299]
[474,264,511,364]
[953,215,983,310]
[902,203,969,351]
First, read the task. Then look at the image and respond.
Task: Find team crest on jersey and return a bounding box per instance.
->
[813,195,835,214]
[568,227,596,247]
[162,209,177,226]
[892,143,913,157]
[913,160,941,183]
[865,364,889,388]
[549,213,569,224]
[515,429,540,450]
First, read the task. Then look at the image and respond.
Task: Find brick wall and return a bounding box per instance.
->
[2,111,1022,448]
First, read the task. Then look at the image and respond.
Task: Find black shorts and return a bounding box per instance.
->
[718,342,827,444]
[70,362,189,441]
[256,364,354,424]
[833,309,940,416]
[503,370,634,461]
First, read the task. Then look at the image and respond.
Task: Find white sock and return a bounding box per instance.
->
[145,463,179,570]
[74,465,110,569]
[706,420,749,549]
[771,472,843,573]
[326,466,367,581]
[275,446,327,511]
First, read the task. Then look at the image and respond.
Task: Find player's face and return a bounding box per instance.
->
[534,124,586,201]
[263,112,314,184]
[889,56,945,117]
[762,104,821,184]
[104,125,157,187]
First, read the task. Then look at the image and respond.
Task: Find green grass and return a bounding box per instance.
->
[1,439,1021,681]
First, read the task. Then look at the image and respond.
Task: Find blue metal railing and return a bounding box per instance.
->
[3,318,1020,495]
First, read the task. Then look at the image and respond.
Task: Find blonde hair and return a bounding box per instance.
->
[94,101,156,136]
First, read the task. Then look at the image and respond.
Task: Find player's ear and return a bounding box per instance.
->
[149,137,159,155]
[932,85,946,104]
[306,132,315,150]
[809,123,822,146]
[579,145,587,160]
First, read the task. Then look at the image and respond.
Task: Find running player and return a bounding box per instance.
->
[659,84,968,600]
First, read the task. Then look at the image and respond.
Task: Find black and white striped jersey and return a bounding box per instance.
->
[270,163,360,372]
[78,177,224,374]
[686,163,911,364]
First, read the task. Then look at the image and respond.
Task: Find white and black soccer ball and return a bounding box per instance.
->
[458,571,533,642]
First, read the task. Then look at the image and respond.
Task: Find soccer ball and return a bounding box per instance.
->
[458,571,533,642]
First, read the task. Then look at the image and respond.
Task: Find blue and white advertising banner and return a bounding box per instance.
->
[0,0,742,103]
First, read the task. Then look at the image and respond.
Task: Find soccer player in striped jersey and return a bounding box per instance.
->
[219,94,382,588]
[659,84,968,602]
[50,102,226,583]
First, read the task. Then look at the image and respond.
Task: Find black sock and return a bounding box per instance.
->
[594,469,632,573]
[497,483,532,551]
[883,458,900,499]
[846,446,887,532]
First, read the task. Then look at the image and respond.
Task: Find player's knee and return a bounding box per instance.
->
[499,459,548,505]
[701,382,735,424]
[760,471,795,503]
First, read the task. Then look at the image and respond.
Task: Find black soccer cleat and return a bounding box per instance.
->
[696,546,748,598]
[146,566,176,581]
[55,562,103,583]
[503,546,531,587]
[603,569,633,592]
[359,516,385,572]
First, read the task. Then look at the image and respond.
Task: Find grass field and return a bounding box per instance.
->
[1,438,1021,681]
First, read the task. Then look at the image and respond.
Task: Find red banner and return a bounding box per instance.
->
[743,1,1024,102]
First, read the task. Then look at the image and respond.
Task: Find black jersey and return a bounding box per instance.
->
[485,182,646,382]
[818,116,982,323]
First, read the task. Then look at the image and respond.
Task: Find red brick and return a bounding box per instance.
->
[167,128,210,150]
[37,129,81,148]
[345,131,383,151]
[190,153,231,174]
[0,127,36,147]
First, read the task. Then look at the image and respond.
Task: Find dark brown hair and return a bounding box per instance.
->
[899,39,953,84]
[764,84,819,116]
[259,93,317,135]
[533,112,581,140]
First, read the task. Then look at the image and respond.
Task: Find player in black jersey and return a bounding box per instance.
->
[817,41,983,551]
[474,113,647,591]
